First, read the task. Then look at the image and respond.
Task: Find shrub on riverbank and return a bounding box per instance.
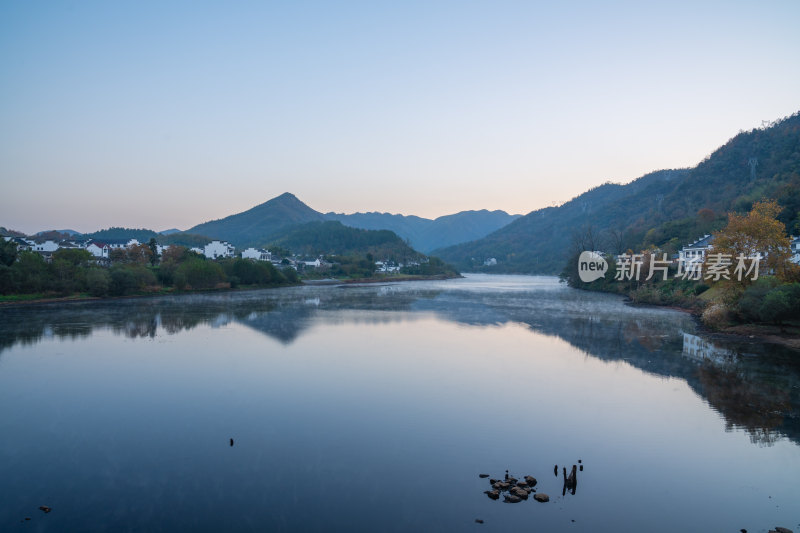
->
[0,245,297,299]
[701,303,736,330]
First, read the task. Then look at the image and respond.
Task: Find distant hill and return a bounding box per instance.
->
[268,220,421,260]
[183,191,519,251]
[34,229,81,237]
[159,228,182,235]
[0,227,26,238]
[187,192,324,247]
[435,112,800,274]
[323,209,520,252]
[82,227,161,242]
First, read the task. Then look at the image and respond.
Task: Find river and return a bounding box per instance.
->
[1,274,798,531]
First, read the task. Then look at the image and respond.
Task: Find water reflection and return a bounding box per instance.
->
[682,332,737,365]
[1,276,798,448]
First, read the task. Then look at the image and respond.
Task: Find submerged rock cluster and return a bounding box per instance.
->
[481,470,546,504]
[481,462,583,504]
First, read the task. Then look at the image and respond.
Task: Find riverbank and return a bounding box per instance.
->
[341,273,462,284]
[0,273,462,307]
[0,284,293,307]
[626,290,800,352]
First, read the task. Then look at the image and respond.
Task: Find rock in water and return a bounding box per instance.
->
[485,490,500,500]
[503,494,522,503]
[533,493,550,503]
[39,506,51,513]
[772,528,793,533]
[475,519,484,524]
[524,475,537,487]
[510,487,529,500]
[479,474,489,478]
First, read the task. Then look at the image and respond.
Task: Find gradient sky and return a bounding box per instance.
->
[1,1,799,234]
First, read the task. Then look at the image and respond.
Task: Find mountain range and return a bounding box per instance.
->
[10,112,798,272]
[185,193,520,252]
[434,112,800,273]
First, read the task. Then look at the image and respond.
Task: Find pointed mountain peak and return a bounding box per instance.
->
[273,192,299,202]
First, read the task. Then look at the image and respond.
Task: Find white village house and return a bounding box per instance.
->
[32,240,60,253]
[86,240,110,258]
[105,238,140,250]
[678,234,714,275]
[375,260,401,273]
[241,248,272,261]
[4,236,34,251]
[678,234,714,264]
[204,240,235,259]
[791,236,800,264]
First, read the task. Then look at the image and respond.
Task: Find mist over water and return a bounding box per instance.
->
[1,275,798,532]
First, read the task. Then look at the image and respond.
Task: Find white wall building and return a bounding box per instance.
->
[204,241,235,259]
[32,240,60,253]
[679,234,714,264]
[375,261,400,272]
[5,237,34,250]
[679,234,714,275]
[105,239,140,250]
[242,248,271,261]
[86,241,110,258]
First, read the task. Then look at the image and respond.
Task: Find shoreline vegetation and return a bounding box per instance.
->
[0,275,464,307]
[560,200,800,352]
[0,240,461,307]
[0,273,462,307]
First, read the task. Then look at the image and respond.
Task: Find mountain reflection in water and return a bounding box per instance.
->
[1,276,798,448]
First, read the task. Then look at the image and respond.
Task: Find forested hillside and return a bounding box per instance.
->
[435,112,800,273]
[267,221,421,260]
[324,209,520,252]
[187,192,324,246]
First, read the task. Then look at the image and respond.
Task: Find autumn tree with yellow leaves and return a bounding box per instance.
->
[712,200,795,284]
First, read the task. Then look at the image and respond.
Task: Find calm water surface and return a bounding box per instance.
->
[1,274,799,532]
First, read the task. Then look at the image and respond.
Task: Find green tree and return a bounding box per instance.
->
[11,251,51,293]
[0,239,18,267]
[86,268,111,296]
[109,264,157,295]
[148,238,159,266]
[51,249,92,294]
[176,259,225,289]
[759,290,792,325]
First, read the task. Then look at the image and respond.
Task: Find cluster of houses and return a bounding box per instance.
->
[2,236,418,272]
[4,236,166,260]
[677,234,800,270]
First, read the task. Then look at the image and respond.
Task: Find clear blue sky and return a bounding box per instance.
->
[1,0,799,234]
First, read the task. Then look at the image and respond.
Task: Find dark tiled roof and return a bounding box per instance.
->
[684,234,714,250]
